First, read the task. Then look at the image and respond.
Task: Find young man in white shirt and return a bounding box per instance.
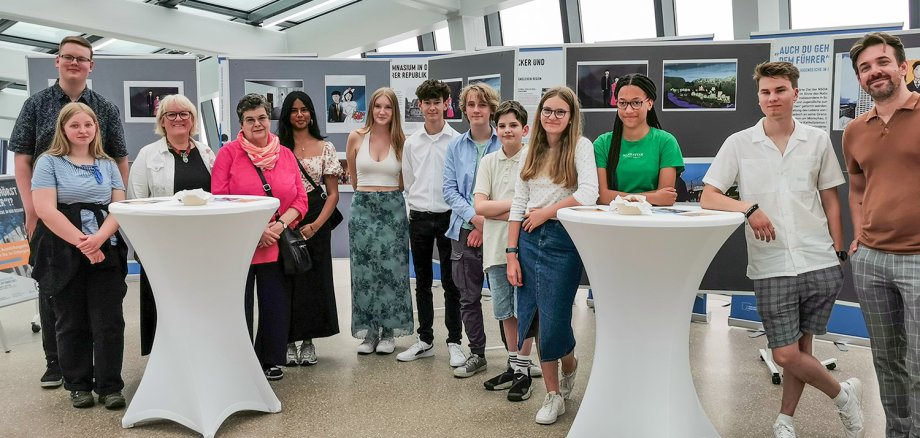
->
[397,80,465,366]
[701,61,864,438]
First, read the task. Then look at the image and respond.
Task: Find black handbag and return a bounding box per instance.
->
[252,163,312,275]
[296,159,344,230]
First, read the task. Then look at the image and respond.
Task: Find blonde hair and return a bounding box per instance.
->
[519,86,582,188]
[46,102,110,160]
[154,94,199,137]
[359,87,405,160]
[459,83,500,121]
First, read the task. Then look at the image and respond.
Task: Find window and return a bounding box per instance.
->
[377,36,419,53]
[435,25,452,51]
[5,22,80,44]
[791,0,908,29]
[500,0,563,46]
[676,0,734,40]
[581,0,656,43]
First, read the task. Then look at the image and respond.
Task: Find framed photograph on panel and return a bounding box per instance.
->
[123,81,184,123]
[576,61,648,112]
[662,60,737,111]
[442,78,463,121]
[243,79,304,121]
[467,74,501,96]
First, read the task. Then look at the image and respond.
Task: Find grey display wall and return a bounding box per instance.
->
[222,57,390,258]
[427,48,516,132]
[26,55,199,160]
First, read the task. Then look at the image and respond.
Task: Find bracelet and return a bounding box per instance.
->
[744,204,759,219]
[276,218,286,228]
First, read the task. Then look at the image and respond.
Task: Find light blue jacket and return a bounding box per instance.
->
[442,128,501,241]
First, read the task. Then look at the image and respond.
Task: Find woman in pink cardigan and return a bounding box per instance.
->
[211,93,307,381]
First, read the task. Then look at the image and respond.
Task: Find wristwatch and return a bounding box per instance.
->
[836,251,848,262]
[744,203,760,219]
[505,247,519,254]
[277,218,286,228]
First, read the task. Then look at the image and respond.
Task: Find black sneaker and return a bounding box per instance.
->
[483,367,516,391]
[507,373,533,402]
[264,366,284,381]
[40,367,63,388]
[99,391,126,410]
[70,391,95,408]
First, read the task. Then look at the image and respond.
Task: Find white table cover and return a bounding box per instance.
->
[110,195,282,438]
[558,205,743,438]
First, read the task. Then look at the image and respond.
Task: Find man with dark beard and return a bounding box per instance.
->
[843,32,920,438]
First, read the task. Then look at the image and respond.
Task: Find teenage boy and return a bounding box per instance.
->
[473,100,540,401]
[10,35,128,389]
[397,80,465,367]
[443,83,501,378]
[701,61,863,438]
[844,32,920,437]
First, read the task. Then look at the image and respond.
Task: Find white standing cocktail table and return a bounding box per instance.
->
[558,205,743,438]
[110,195,282,438]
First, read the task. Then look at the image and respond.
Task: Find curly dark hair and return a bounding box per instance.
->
[415,79,450,101]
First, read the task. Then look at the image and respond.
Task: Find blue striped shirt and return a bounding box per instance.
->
[31,154,124,237]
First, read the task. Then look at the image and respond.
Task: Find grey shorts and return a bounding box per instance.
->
[752,265,844,349]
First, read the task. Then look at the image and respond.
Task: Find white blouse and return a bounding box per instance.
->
[509,137,599,221]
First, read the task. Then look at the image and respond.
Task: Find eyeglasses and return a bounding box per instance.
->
[164,111,192,121]
[59,54,92,65]
[540,108,569,119]
[616,99,649,110]
[243,115,270,126]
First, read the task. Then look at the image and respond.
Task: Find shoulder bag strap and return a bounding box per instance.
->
[295,158,328,200]
[250,159,281,218]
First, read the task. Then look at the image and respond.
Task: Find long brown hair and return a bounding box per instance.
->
[519,86,582,187]
[46,102,110,159]
[359,87,405,160]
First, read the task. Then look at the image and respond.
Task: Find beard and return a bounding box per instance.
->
[864,75,898,100]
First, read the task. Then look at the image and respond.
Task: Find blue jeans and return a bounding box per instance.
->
[486,264,514,320]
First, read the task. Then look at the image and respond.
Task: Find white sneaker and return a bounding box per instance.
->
[376,337,396,354]
[396,338,434,362]
[285,343,299,366]
[535,391,565,425]
[837,378,865,438]
[447,342,467,367]
[300,342,317,366]
[773,418,796,438]
[357,336,378,355]
[559,356,578,399]
[528,359,543,378]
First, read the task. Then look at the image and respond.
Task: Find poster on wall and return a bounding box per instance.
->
[576,61,648,111]
[833,48,920,130]
[390,60,429,133]
[243,79,304,120]
[468,74,501,95]
[662,60,737,111]
[515,47,563,133]
[771,36,834,131]
[124,81,184,123]
[442,78,463,121]
[679,158,739,203]
[325,75,367,134]
[0,177,39,310]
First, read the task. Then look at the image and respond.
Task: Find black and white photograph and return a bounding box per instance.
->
[662,60,737,111]
[123,81,184,123]
[243,79,304,120]
[576,61,648,111]
[442,78,463,121]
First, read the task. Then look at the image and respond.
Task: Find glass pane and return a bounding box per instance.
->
[197,0,275,12]
[676,0,734,40]
[0,40,44,52]
[5,22,80,43]
[96,40,161,55]
[791,0,907,29]
[435,25,451,51]
[501,0,563,46]
[581,0,656,43]
[377,36,419,53]
[176,5,234,20]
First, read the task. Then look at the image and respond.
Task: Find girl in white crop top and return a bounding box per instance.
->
[345,87,406,191]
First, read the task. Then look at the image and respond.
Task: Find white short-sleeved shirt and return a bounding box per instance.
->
[473,146,527,270]
[703,118,845,279]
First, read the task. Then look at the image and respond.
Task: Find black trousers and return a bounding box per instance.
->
[245,261,292,367]
[408,210,462,345]
[50,262,127,395]
[38,292,59,369]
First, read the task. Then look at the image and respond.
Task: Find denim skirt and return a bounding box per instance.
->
[516,220,583,362]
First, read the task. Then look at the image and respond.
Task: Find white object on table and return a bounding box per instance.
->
[110,195,281,438]
[558,205,743,438]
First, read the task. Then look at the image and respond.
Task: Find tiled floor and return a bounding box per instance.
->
[0,260,885,437]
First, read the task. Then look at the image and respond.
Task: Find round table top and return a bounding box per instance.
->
[110,195,280,217]
[558,204,744,228]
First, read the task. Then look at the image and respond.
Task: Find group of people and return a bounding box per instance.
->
[9,31,919,436]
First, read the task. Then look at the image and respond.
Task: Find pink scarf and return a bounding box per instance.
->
[238,130,281,170]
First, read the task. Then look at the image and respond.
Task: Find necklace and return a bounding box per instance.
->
[168,140,192,163]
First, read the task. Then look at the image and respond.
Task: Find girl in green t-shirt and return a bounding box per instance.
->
[594,73,685,205]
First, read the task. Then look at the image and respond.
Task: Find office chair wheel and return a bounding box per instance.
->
[771,374,781,385]
[826,363,836,371]
[31,322,41,333]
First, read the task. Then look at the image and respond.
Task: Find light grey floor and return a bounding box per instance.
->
[0,259,885,437]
